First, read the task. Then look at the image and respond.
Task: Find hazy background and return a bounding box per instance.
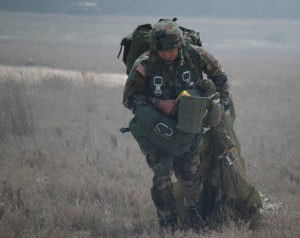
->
[1,0,300,18]
[0,0,300,74]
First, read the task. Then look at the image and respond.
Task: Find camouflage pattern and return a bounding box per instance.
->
[146,135,202,229]
[192,45,230,108]
[122,46,228,111]
[122,32,228,229]
[122,19,261,230]
[150,19,182,51]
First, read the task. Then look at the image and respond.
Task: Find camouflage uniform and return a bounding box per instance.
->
[122,20,228,230]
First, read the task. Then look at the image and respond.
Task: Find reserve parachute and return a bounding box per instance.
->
[129,89,210,157]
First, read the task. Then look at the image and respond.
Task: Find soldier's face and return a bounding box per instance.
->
[158,48,179,63]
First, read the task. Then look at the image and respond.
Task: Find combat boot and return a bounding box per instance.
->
[186,204,204,232]
[159,218,179,235]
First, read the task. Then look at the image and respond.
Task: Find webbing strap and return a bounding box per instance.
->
[183,42,201,76]
[120,127,130,133]
[117,44,123,59]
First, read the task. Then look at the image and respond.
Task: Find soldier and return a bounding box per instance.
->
[122,19,261,232]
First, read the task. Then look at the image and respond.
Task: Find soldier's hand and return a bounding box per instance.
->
[157,99,177,115]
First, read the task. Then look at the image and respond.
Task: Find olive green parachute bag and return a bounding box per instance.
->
[171,109,263,225]
[197,99,262,220]
[128,89,210,157]
[178,94,209,134]
[129,104,195,157]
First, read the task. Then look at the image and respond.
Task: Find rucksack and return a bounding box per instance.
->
[117,18,202,75]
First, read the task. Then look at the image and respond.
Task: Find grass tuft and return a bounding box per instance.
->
[0,78,34,141]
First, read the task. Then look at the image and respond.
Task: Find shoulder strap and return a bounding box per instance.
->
[183,42,201,76]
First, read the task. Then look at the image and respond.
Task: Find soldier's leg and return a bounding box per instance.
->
[146,149,178,232]
[173,143,203,229]
[174,151,202,208]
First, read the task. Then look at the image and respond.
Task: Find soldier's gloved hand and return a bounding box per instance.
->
[155,99,177,115]
[198,79,216,97]
[220,98,230,111]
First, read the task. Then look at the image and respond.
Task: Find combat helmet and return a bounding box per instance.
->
[150,18,183,51]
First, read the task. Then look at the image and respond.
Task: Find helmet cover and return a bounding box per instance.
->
[151,19,182,51]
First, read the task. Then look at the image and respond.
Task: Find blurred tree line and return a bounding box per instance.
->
[0,0,299,18]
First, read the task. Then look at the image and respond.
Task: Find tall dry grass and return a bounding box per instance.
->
[0,78,34,141]
[0,63,299,237]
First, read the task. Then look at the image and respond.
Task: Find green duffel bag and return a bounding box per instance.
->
[129,88,214,157]
[129,103,196,157]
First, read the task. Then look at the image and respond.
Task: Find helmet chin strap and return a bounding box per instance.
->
[164,59,176,64]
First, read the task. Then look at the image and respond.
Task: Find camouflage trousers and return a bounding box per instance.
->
[145,137,202,228]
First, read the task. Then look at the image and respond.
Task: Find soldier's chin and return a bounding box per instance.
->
[164,59,175,64]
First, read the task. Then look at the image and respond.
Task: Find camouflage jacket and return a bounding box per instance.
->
[122,45,229,111]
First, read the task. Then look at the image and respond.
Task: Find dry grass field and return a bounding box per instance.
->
[0,12,299,237]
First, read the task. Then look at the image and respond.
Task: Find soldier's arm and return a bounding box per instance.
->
[122,61,148,111]
[197,47,230,109]
[123,69,177,115]
[196,78,222,126]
